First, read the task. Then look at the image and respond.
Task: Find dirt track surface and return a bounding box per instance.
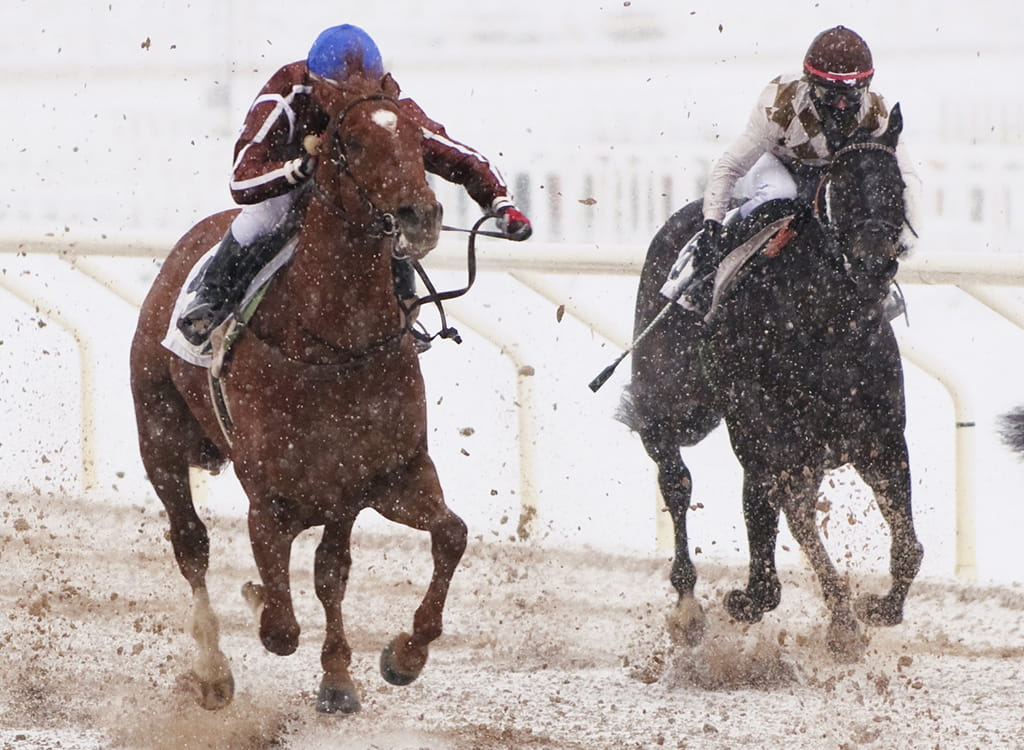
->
[2,493,1023,749]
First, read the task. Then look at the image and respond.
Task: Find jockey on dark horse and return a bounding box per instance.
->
[177,24,532,350]
[665,25,917,316]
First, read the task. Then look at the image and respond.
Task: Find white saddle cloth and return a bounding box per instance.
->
[161,237,298,368]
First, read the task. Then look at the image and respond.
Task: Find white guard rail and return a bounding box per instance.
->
[3,236,1024,581]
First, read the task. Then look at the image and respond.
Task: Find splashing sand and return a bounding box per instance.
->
[3,493,1023,748]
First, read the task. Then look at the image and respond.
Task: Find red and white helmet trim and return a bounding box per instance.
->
[803,61,875,87]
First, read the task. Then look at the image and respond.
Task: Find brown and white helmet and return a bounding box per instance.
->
[803,26,874,89]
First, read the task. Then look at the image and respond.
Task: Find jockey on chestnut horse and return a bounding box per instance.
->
[131,24,531,715]
[175,23,532,357]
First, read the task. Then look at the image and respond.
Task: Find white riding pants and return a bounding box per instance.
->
[229,191,299,246]
[733,153,798,219]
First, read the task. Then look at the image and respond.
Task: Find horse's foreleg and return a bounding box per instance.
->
[645,434,706,647]
[247,496,302,656]
[725,473,782,623]
[372,455,467,686]
[779,476,864,662]
[855,437,923,626]
[313,517,360,714]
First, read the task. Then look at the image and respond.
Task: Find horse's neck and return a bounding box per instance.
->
[751,243,866,338]
[260,205,401,359]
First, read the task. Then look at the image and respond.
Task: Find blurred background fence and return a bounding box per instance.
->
[3,1,1024,585]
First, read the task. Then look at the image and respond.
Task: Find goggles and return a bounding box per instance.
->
[812,83,863,112]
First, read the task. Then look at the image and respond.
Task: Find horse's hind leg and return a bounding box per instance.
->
[640,429,707,647]
[853,436,923,626]
[312,515,360,714]
[371,453,467,687]
[133,388,234,709]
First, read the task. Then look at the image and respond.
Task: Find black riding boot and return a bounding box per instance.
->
[680,256,717,314]
[177,231,259,346]
[680,224,727,315]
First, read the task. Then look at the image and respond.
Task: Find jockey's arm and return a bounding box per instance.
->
[398,98,511,212]
[229,65,321,205]
[702,104,776,224]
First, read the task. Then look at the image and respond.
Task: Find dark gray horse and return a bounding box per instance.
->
[618,104,922,660]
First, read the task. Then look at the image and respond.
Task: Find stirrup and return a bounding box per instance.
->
[677,277,714,315]
[177,299,230,347]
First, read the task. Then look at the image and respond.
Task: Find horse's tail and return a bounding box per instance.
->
[999,406,1024,456]
[615,381,722,446]
[614,382,643,433]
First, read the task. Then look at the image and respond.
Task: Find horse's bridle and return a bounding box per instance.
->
[813,141,903,232]
[809,140,909,295]
[306,92,404,238]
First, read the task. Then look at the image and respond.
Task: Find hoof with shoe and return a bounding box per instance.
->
[241,581,265,615]
[182,669,235,711]
[666,596,707,647]
[724,589,765,623]
[826,611,866,663]
[380,632,427,686]
[854,593,904,627]
[316,678,361,714]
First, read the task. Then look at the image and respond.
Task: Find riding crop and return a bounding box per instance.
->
[587,297,676,392]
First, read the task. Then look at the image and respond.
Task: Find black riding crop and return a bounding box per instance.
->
[587,298,677,393]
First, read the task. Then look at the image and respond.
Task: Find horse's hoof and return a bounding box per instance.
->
[724,589,764,623]
[826,613,866,663]
[380,633,427,686]
[259,608,300,656]
[241,581,265,616]
[854,594,903,627]
[666,596,707,647]
[261,628,299,656]
[184,670,235,711]
[316,679,361,714]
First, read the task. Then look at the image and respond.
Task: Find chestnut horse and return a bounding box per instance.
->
[618,105,923,660]
[129,78,466,713]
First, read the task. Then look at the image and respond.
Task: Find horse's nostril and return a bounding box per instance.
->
[397,203,441,227]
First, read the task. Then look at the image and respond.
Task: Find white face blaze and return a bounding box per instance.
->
[370,108,399,135]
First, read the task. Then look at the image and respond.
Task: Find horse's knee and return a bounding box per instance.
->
[434,512,467,560]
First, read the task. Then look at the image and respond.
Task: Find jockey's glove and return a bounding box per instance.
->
[284,154,317,185]
[694,219,725,270]
[496,205,533,241]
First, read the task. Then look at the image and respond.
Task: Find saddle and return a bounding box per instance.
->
[707,213,798,319]
[661,200,803,323]
[161,236,299,372]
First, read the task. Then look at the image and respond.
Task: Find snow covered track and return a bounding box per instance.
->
[3,493,1023,748]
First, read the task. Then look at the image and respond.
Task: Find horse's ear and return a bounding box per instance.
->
[881,102,903,148]
[381,72,401,98]
[310,77,347,114]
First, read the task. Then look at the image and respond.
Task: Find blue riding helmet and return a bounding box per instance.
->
[307,24,384,82]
